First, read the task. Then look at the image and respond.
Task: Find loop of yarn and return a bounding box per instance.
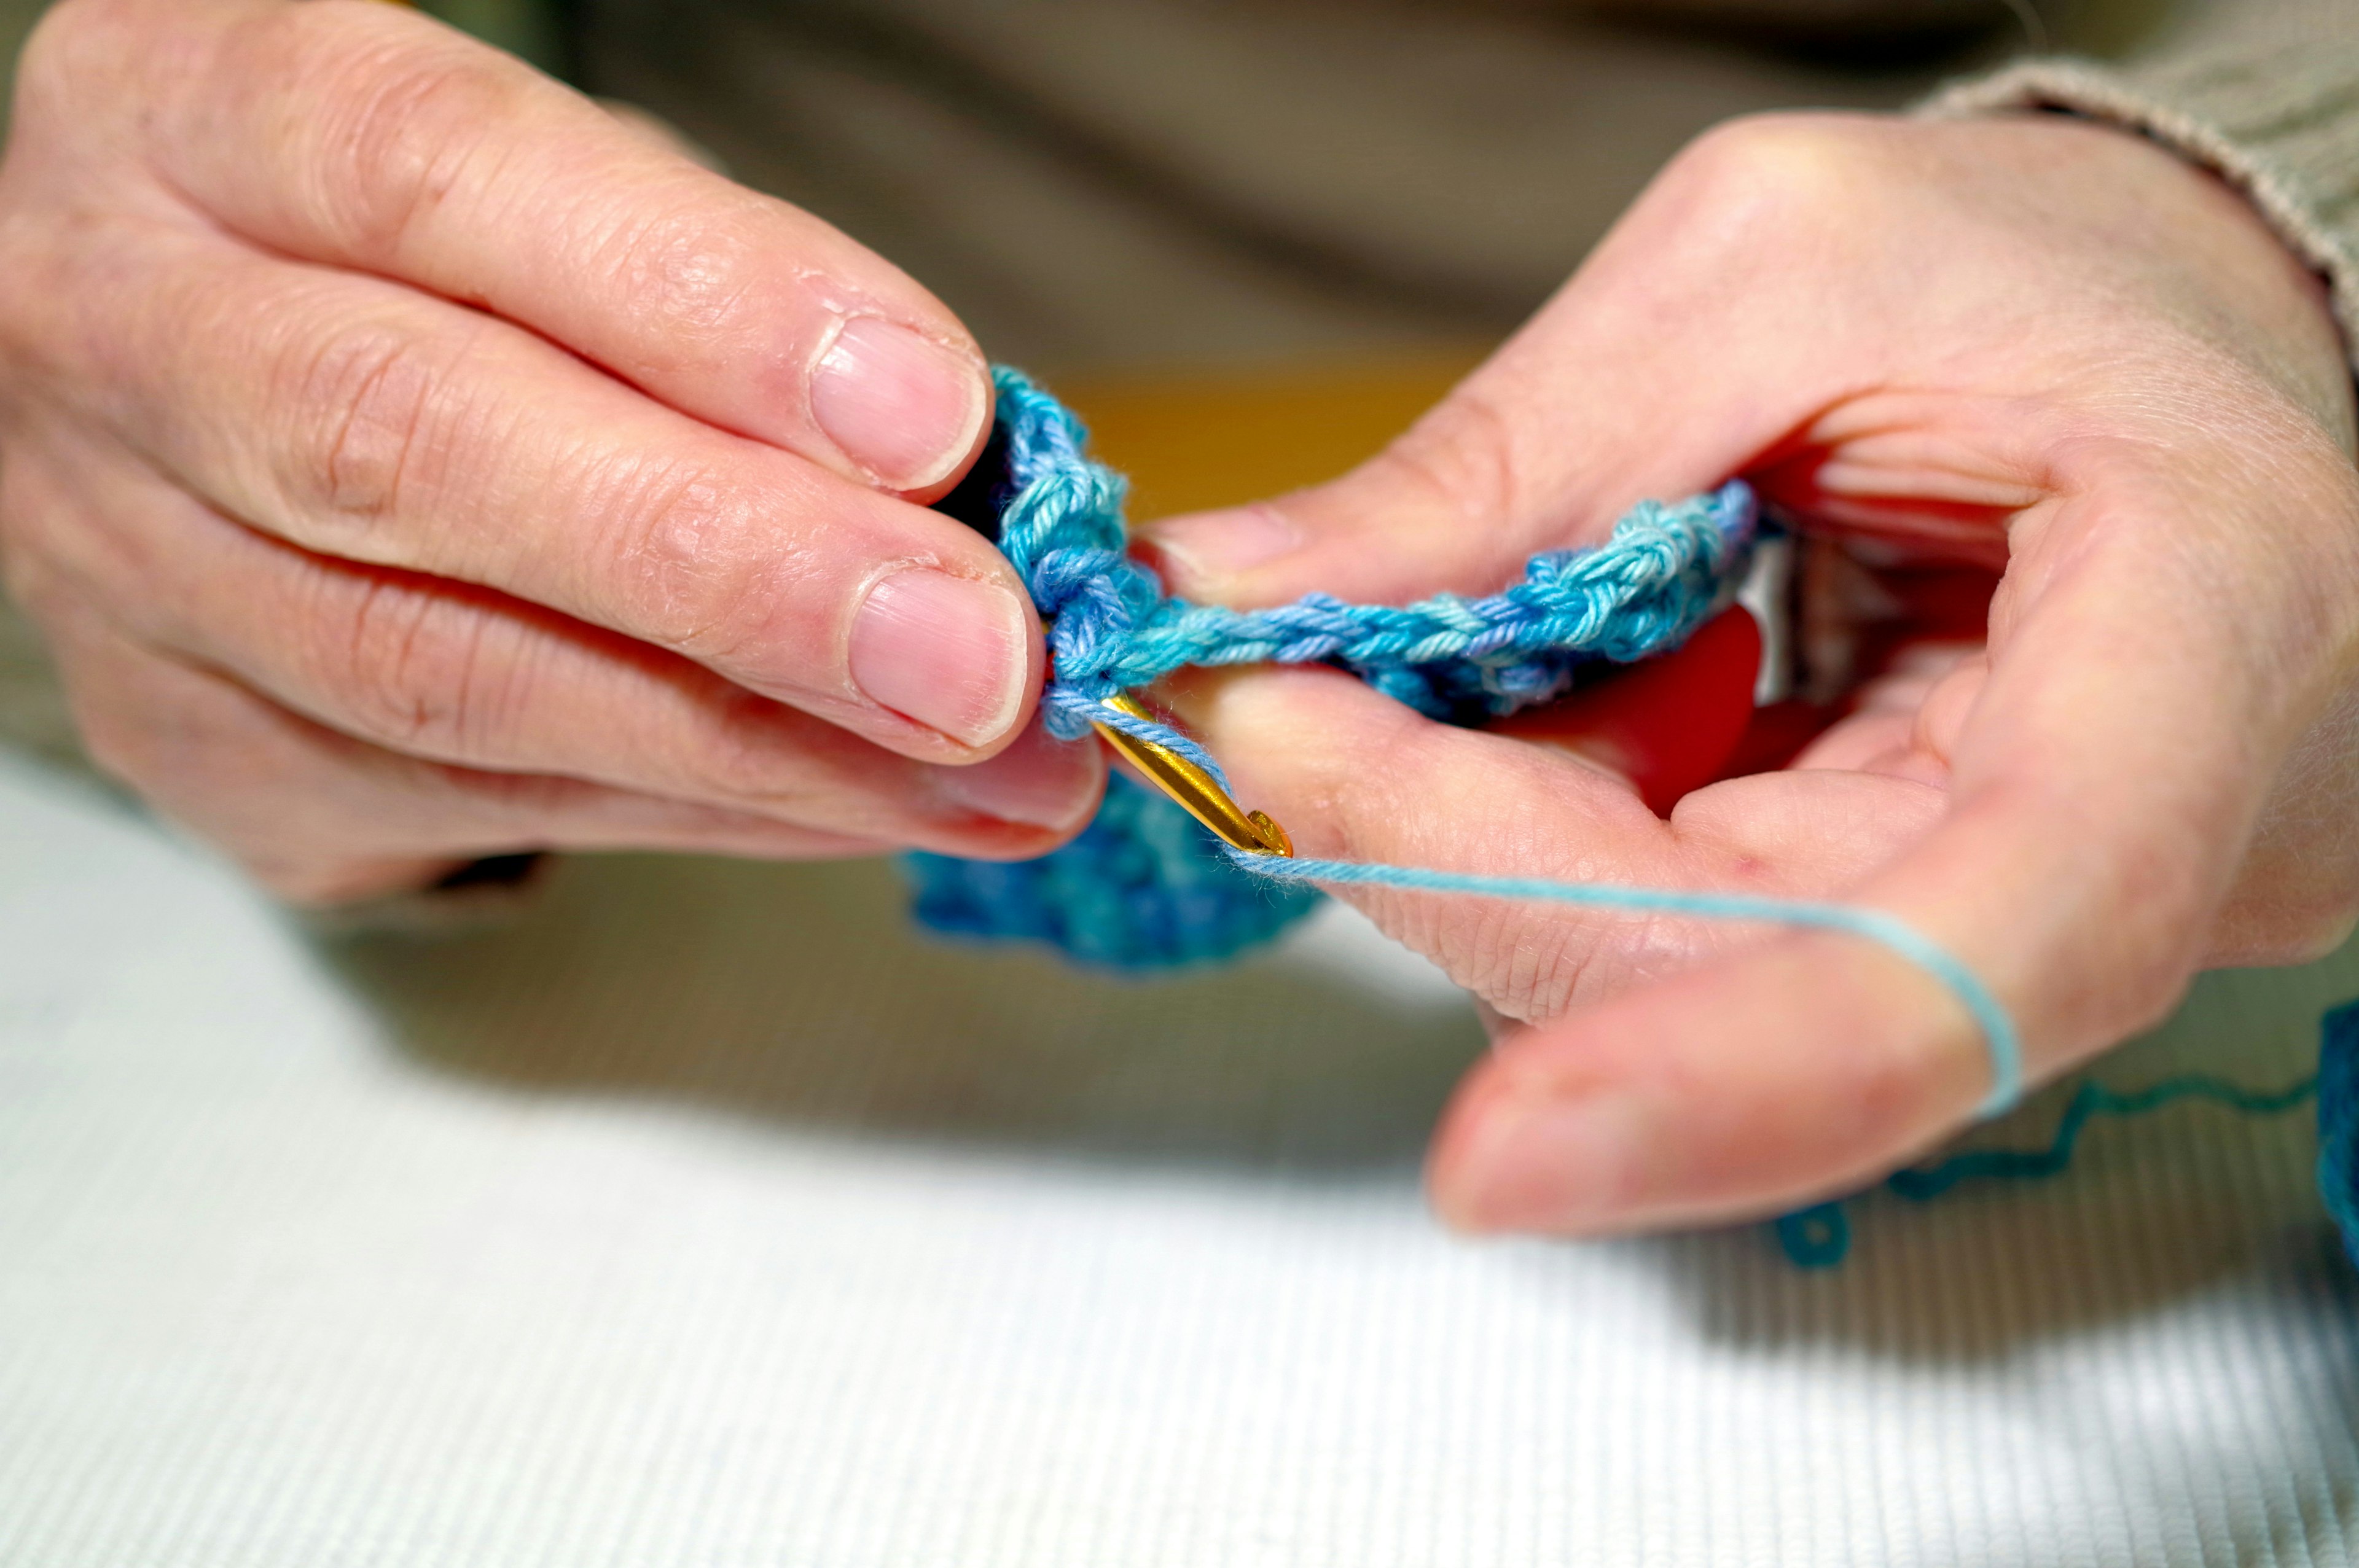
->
[897,368,2359,1278]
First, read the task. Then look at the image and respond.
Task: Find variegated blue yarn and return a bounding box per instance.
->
[903,366,1757,973]
[906,771,1320,969]
[985,368,1758,738]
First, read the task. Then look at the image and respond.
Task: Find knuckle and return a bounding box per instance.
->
[595,196,767,358]
[1375,388,1530,537]
[600,459,799,659]
[314,573,514,757]
[259,6,529,262]
[279,315,471,542]
[1660,112,1885,248]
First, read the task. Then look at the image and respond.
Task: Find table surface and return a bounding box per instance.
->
[3,744,2357,1567]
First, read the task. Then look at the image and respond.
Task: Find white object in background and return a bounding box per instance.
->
[1,748,2354,1567]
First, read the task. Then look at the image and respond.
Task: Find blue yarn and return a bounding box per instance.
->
[1893,1072,2318,1199]
[907,365,2015,1106]
[984,366,1758,738]
[1227,852,2022,1118]
[906,774,1320,970]
[1774,1204,1853,1269]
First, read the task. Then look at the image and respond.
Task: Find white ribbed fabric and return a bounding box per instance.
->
[2,746,2355,1567]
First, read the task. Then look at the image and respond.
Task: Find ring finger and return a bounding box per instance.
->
[9,434,1101,856]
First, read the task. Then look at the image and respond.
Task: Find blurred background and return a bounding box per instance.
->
[0,0,2177,520]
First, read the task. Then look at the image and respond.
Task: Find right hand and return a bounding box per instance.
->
[0,0,1100,903]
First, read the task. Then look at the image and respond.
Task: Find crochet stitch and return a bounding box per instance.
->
[904,367,1756,972]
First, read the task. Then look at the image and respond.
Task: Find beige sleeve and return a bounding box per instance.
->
[1926,0,2359,365]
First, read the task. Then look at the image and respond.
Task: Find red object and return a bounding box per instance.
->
[1489,606,1764,816]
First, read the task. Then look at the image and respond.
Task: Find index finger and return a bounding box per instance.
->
[129,0,988,495]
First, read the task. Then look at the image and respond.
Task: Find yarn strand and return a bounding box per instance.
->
[1228,851,2024,1118]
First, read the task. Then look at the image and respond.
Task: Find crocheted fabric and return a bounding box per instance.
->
[2318,999,2359,1265]
[903,367,1758,972]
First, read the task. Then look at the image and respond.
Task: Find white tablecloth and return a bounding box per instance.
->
[2,747,2354,1566]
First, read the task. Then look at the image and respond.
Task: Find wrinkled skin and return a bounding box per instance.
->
[0,0,1103,905]
[1146,112,2359,1236]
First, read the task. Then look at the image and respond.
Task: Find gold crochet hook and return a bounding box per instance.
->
[1091,693,1293,857]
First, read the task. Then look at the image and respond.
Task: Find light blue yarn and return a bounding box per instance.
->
[1226,852,2023,1118]
[900,365,2359,1277]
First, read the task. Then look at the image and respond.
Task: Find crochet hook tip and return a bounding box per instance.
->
[1092,693,1294,857]
[1247,810,1293,858]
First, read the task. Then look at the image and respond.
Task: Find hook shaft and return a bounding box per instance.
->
[1090,693,1293,857]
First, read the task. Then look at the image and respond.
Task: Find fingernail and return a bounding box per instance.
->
[850,568,1029,747]
[1439,1088,1648,1234]
[1146,504,1301,580]
[810,318,988,490]
[931,719,1100,829]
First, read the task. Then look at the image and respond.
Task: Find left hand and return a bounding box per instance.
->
[1141,111,2359,1235]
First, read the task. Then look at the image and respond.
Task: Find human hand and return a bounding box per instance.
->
[0,0,1099,903]
[1145,112,2359,1234]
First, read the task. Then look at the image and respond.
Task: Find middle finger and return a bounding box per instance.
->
[9,432,1101,855]
[57,217,1039,761]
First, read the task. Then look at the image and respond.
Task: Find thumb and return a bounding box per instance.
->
[1135,135,1849,608]
[1135,342,1755,609]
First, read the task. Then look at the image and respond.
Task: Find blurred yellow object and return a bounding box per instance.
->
[1052,350,1487,523]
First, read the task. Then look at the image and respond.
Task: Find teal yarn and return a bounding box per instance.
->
[2316,999,2359,1264]
[1779,1021,2353,1270]
[984,365,1758,735]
